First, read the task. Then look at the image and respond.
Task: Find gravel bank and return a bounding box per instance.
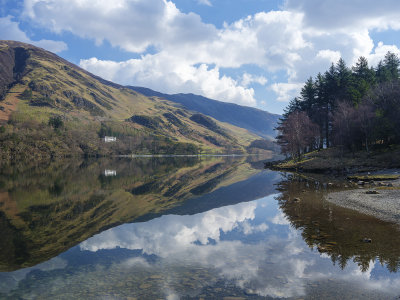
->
[326,188,400,225]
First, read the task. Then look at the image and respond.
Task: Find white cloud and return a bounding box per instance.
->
[80,56,257,106]
[20,0,400,108]
[76,9,310,105]
[241,73,268,87]
[368,41,400,66]
[269,83,303,102]
[197,0,212,6]
[316,50,342,64]
[23,0,216,53]
[0,15,67,53]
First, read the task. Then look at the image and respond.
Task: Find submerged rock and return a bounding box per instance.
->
[362,238,372,243]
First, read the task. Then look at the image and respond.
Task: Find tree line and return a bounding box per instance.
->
[276,52,400,158]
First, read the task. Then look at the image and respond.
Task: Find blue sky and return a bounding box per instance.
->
[2,0,400,114]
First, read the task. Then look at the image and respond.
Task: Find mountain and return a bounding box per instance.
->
[0,40,276,159]
[129,86,280,139]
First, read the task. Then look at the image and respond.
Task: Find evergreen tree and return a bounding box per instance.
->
[276,51,400,158]
[300,77,316,113]
[335,58,353,102]
[351,56,375,104]
[383,51,400,80]
[376,60,388,83]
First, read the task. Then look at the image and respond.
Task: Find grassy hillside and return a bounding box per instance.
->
[0,41,270,160]
[129,86,280,139]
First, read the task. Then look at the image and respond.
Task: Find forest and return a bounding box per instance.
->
[276,52,400,159]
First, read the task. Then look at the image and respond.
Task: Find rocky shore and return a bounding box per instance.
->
[325,176,400,226]
[265,147,400,174]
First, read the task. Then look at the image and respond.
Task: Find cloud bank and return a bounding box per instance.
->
[18,0,400,107]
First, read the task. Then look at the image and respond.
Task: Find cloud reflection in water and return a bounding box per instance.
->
[79,194,400,298]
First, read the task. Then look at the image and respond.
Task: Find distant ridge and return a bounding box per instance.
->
[129,86,280,139]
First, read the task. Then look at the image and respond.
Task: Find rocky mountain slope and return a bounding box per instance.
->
[0,40,275,159]
[130,86,280,139]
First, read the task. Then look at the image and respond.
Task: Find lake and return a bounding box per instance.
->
[0,156,400,299]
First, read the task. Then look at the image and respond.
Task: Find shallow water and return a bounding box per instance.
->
[0,157,400,299]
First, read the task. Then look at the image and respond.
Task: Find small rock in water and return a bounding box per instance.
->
[328,182,333,187]
[293,197,301,202]
[362,237,372,243]
[357,181,364,185]
[366,190,379,194]
[388,183,394,187]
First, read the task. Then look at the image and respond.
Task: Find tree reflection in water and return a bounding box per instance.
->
[275,172,400,273]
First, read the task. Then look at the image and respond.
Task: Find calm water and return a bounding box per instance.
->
[0,157,400,299]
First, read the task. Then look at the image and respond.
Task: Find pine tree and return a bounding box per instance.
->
[335,58,352,102]
[383,51,400,81]
[351,56,375,104]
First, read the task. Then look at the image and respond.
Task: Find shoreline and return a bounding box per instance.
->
[265,147,400,175]
[325,177,400,226]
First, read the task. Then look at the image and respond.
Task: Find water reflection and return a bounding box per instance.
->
[276,173,400,273]
[1,160,400,299]
[0,156,266,271]
[2,192,400,299]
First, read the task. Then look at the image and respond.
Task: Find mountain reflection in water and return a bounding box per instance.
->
[0,156,267,271]
[0,158,400,299]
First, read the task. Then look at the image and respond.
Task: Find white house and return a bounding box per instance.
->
[104,136,117,142]
[104,170,117,176]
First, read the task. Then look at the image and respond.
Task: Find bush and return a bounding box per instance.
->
[20,89,32,100]
[48,116,64,129]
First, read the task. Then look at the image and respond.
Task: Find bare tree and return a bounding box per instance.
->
[332,102,357,151]
[277,111,319,159]
[356,103,375,152]
[333,101,375,152]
